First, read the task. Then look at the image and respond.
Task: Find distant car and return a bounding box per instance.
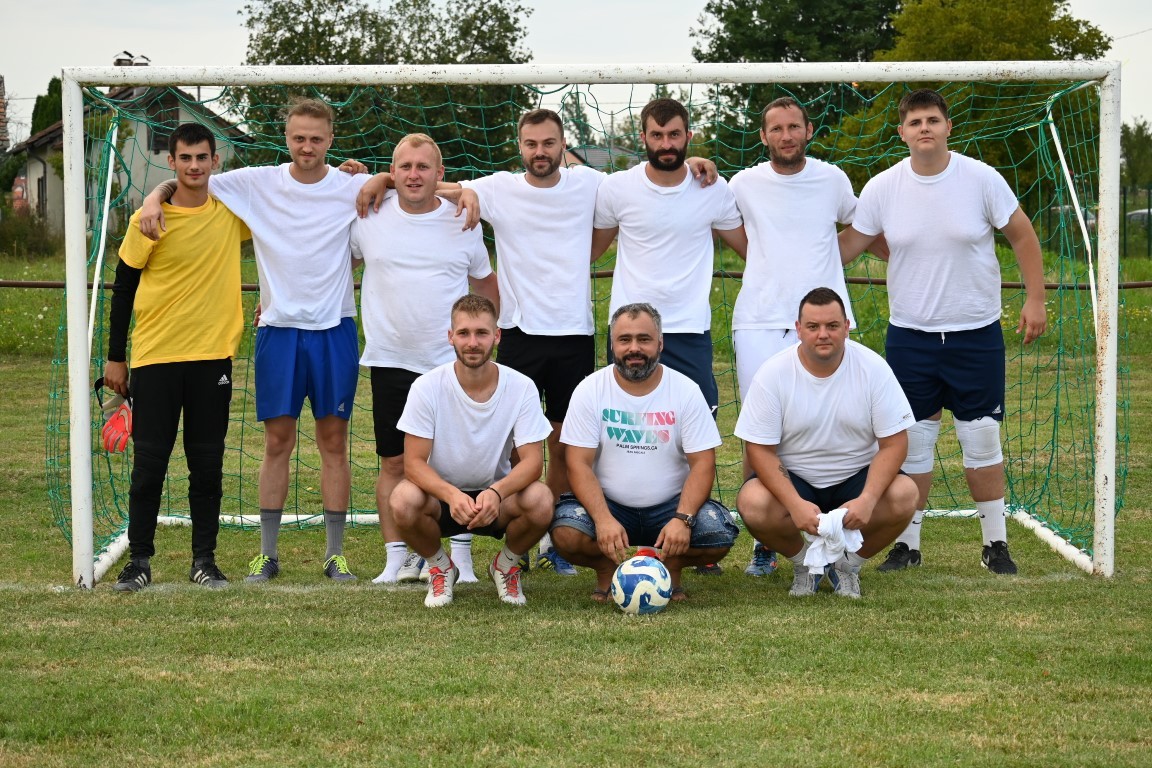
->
[1049,205,1097,231]
[1127,209,1151,227]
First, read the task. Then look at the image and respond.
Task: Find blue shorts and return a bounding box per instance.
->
[885,321,1005,422]
[552,493,739,549]
[254,318,359,421]
[608,331,717,413]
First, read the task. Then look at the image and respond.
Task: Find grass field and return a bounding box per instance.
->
[1,253,1150,767]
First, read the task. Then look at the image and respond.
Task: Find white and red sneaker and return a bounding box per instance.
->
[424,563,459,608]
[489,558,526,606]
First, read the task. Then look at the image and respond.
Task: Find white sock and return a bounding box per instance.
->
[896,510,925,550]
[977,499,1007,545]
[426,547,451,572]
[787,541,809,568]
[538,532,553,554]
[845,551,867,572]
[372,542,410,584]
[450,534,477,582]
[495,545,520,573]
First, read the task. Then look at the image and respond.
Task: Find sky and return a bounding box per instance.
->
[1,0,1149,146]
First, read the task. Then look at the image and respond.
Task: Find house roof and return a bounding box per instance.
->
[9,85,249,156]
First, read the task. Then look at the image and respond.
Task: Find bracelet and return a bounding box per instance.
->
[485,486,504,503]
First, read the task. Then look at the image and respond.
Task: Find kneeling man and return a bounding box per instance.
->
[391,295,554,608]
[735,287,918,599]
[553,302,739,602]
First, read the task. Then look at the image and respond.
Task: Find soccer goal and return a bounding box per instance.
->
[50,62,1123,587]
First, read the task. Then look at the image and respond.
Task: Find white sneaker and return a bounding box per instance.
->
[457,567,479,584]
[489,558,526,606]
[424,564,459,608]
[397,551,424,583]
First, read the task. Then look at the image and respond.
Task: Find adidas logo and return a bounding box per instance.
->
[218,374,231,386]
[337,402,346,413]
[992,404,1002,415]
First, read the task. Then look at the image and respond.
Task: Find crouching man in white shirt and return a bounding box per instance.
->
[391,295,554,608]
[735,288,918,599]
[552,302,740,604]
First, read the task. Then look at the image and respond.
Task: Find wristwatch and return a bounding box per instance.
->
[671,512,696,528]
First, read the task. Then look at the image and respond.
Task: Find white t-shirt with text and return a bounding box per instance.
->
[561,365,722,507]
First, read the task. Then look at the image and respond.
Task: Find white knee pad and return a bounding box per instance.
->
[954,416,1003,469]
[903,419,940,474]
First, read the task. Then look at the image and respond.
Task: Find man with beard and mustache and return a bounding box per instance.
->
[592,98,747,417]
[352,134,499,586]
[728,97,865,578]
[390,295,554,608]
[551,303,740,603]
[362,109,718,576]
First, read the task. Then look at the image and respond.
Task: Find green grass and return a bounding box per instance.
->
[1,253,1151,766]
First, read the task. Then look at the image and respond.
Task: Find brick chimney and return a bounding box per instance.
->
[0,75,9,153]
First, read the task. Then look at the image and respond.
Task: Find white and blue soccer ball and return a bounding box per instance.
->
[611,556,673,615]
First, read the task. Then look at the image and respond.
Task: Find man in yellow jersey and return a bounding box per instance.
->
[105,123,250,592]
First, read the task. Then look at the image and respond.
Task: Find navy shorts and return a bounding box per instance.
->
[497,326,594,423]
[437,489,506,539]
[552,493,739,549]
[885,321,1005,422]
[370,366,422,457]
[608,330,717,413]
[254,317,359,421]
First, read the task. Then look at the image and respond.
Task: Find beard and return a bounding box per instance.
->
[524,153,561,178]
[454,346,491,369]
[613,351,660,382]
[645,143,686,172]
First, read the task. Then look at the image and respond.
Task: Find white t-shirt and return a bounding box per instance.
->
[561,365,722,507]
[594,163,743,333]
[853,152,1020,332]
[734,340,915,488]
[462,166,603,335]
[352,196,492,373]
[729,158,857,330]
[397,362,552,490]
[209,165,369,330]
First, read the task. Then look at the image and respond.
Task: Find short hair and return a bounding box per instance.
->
[898,89,950,122]
[168,123,215,157]
[640,98,690,133]
[610,302,662,336]
[518,108,564,136]
[761,96,810,131]
[393,132,443,167]
[451,294,497,323]
[285,97,335,129]
[798,287,847,321]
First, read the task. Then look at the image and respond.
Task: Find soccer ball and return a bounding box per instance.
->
[611,556,673,615]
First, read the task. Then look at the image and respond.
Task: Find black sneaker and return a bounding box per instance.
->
[981,541,1018,575]
[190,560,230,589]
[113,561,151,592]
[695,562,723,576]
[876,542,923,572]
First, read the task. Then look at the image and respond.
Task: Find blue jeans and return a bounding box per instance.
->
[552,493,739,549]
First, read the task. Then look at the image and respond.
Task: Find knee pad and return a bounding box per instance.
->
[903,419,941,474]
[954,416,1003,469]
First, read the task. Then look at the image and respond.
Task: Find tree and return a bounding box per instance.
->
[30,77,62,135]
[690,0,900,170]
[875,0,1110,62]
[1122,118,1152,190]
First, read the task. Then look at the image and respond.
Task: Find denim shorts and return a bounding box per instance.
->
[552,493,739,549]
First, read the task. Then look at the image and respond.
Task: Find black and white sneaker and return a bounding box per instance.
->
[113,561,151,592]
[981,541,1018,575]
[190,560,230,588]
[876,542,923,572]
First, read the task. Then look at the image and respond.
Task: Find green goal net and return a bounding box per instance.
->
[46,65,1125,579]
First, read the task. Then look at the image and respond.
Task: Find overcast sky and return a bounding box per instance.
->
[1,0,1149,145]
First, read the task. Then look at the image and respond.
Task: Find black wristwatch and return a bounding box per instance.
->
[671,512,696,528]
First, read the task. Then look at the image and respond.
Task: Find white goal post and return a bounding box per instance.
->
[59,61,1121,587]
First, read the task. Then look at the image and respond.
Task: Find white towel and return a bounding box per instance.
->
[803,508,864,574]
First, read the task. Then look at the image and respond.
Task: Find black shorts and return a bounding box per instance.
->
[885,321,1006,422]
[497,326,594,423]
[437,489,507,539]
[370,367,422,457]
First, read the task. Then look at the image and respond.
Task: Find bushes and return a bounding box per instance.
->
[0,206,62,258]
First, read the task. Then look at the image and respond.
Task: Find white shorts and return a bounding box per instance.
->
[734,328,798,400]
